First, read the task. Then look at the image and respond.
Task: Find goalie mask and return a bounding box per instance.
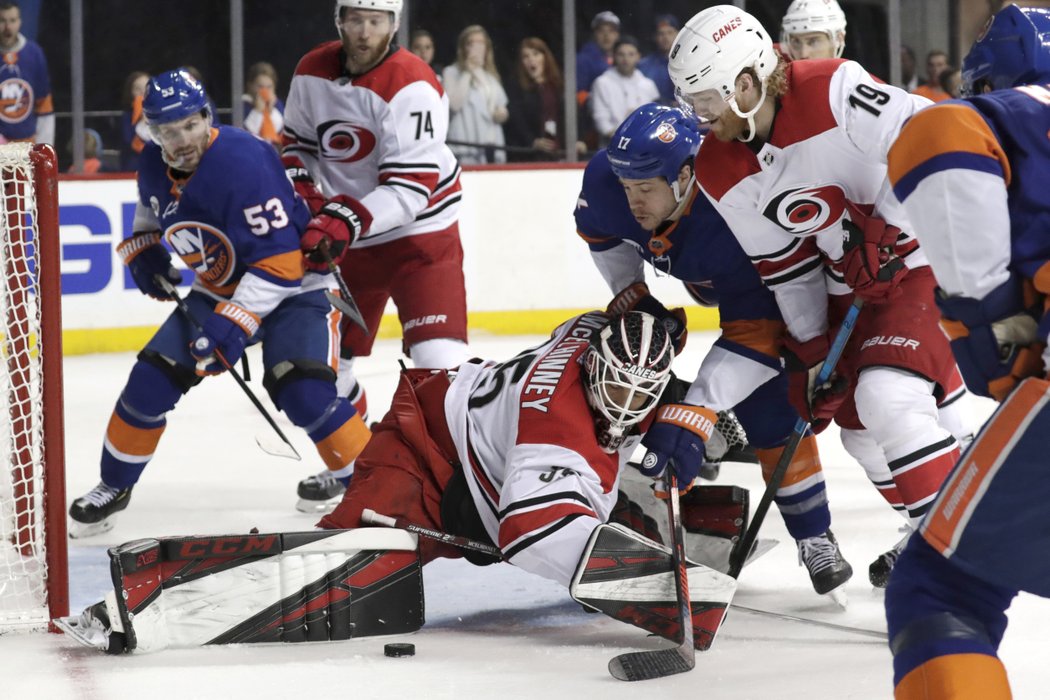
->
[961,5,1050,96]
[583,312,674,453]
[780,0,847,59]
[606,103,702,204]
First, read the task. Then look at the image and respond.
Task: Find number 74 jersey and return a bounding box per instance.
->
[696,59,932,344]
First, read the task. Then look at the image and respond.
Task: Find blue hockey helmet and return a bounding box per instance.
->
[962,5,1050,96]
[606,103,702,188]
[142,69,211,125]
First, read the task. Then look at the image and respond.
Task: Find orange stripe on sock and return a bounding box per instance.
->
[105,412,165,457]
[315,413,372,471]
[895,653,1010,700]
[756,434,822,486]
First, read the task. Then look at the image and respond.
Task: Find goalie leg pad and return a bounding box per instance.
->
[570,523,736,651]
[61,529,424,653]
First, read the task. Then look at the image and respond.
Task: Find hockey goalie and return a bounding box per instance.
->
[60,311,749,654]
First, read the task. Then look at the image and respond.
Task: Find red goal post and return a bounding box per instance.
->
[0,143,67,633]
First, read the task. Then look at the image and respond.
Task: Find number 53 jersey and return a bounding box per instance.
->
[134,126,314,310]
[697,59,932,345]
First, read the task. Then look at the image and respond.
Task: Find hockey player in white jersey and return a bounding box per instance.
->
[282,0,471,509]
[780,0,847,61]
[669,6,974,587]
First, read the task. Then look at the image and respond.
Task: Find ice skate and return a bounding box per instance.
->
[869,526,913,588]
[68,482,133,538]
[296,469,350,513]
[797,529,852,606]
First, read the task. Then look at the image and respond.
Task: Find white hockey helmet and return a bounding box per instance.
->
[781,0,847,58]
[668,6,777,141]
[334,0,402,33]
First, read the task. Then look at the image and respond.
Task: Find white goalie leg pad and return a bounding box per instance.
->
[69,528,422,653]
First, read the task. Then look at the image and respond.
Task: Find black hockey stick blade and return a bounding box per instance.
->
[608,645,695,682]
[316,239,368,333]
[324,289,367,332]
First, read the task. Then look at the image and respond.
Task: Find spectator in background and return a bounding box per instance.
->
[241,61,284,149]
[0,1,52,144]
[576,11,620,104]
[900,45,919,92]
[506,37,574,162]
[119,70,150,171]
[912,49,951,102]
[638,14,679,105]
[410,29,442,80]
[588,36,658,144]
[938,65,961,98]
[66,128,105,174]
[443,24,509,164]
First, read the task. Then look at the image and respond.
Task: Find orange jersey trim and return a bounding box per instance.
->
[250,249,306,284]
[720,317,786,359]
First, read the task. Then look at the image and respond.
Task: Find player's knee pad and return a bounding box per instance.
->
[123,356,190,416]
[408,338,471,369]
[854,367,939,444]
[839,427,891,483]
[136,349,202,395]
[263,359,337,407]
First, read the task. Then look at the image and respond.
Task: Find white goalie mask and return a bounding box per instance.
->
[334,0,402,33]
[781,0,847,59]
[668,5,778,142]
[583,312,674,453]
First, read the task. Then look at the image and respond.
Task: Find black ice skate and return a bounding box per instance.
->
[296,469,349,513]
[68,482,133,538]
[797,529,852,606]
[869,527,913,588]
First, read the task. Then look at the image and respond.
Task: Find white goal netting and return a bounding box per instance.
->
[0,143,61,633]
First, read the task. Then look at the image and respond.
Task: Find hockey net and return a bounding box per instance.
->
[0,143,67,633]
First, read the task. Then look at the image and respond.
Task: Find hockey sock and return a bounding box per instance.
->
[276,378,371,470]
[100,360,182,488]
[754,433,831,540]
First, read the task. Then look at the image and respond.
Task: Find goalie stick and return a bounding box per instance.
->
[361,509,501,561]
[727,298,864,579]
[154,275,301,461]
[607,467,695,681]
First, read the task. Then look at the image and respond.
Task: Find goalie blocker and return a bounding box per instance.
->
[55,528,423,653]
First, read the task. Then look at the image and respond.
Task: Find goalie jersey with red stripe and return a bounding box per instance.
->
[444,312,646,587]
[282,43,462,247]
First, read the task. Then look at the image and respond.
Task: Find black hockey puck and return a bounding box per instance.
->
[384,642,415,657]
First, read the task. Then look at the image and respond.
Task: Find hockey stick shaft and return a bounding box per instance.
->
[154,275,302,461]
[316,239,368,333]
[361,508,503,558]
[729,603,887,640]
[728,298,864,578]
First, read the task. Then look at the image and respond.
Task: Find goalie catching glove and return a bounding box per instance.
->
[782,332,849,434]
[117,232,181,301]
[300,195,373,272]
[190,301,260,376]
[607,282,688,353]
[639,403,718,489]
[841,202,907,303]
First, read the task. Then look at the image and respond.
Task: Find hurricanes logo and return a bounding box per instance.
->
[655,121,677,143]
[763,184,847,235]
[0,78,32,123]
[164,222,236,288]
[317,120,377,163]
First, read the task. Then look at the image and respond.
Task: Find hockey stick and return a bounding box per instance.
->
[729,603,887,640]
[361,509,502,559]
[315,239,368,333]
[727,298,864,579]
[154,275,301,461]
[608,467,695,681]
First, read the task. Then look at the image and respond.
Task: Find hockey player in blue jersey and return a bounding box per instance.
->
[67,69,372,536]
[885,6,1050,698]
[575,103,852,599]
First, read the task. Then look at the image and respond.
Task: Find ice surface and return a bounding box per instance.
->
[3,332,1047,700]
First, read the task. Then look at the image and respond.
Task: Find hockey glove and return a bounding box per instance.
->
[841,203,907,303]
[189,302,260,376]
[639,403,718,491]
[607,282,689,353]
[300,195,373,272]
[782,333,849,433]
[937,278,1045,401]
[117,232,181,301]
[281,154,325,215]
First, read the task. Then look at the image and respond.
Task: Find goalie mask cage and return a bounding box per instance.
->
[0,143,67,633]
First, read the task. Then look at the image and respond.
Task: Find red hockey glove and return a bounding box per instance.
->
[607,282,689,353]
[781,333,849,433]
[841,202,907,304]
[281,154,325,215]
[300,195,373,272]
[117,232,182,301]
[190,302,260,376]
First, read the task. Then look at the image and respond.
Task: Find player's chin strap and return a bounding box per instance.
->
[671,173,696,205]
[730,82,769,144]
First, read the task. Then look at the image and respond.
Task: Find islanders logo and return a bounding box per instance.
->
[164,222,236,288]
[655,121,677,143]
[317,120,377,163]
[0,77,32,124]
[762,184,847,235]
